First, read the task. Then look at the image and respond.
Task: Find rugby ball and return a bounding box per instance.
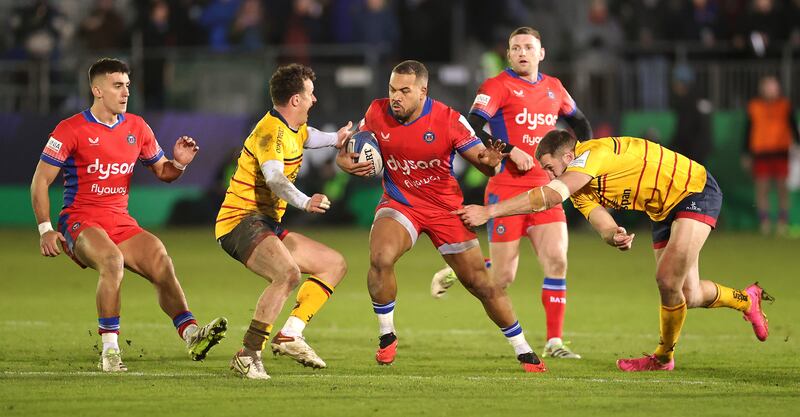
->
[347,131,383,177]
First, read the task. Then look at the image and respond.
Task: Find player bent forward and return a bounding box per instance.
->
[217,64,358,380]
[32,58,226,372]
[456,129,774,371]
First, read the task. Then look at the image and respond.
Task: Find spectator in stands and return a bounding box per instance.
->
[199,0,241,52]
[742,75,800,235]
[8,0,69,60]
[283,0,326,65]
[352,0,399,56]
[140,0,172,109]
[572,0,624,112]
[735,0,788,57]
[670,64,713,164]
[78,0,127,51]
[229,0,266,50]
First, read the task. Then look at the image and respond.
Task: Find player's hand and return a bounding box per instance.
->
[509,147,535,172]
[173,136,199,166]
[305,193,331,214]
[40,230,66,257]
[335,146,373,176]
[453,205,490,228]
[606,226,635,251]
[335,121,354,149]
[477,140,509,168]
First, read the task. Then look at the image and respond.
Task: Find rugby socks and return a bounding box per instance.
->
[98,316,120,352]
[243,319,272,352]
[707,283,751,312]
[287,276,334,336]
[653,302,687,363]
[541,277,567,341]
[172,311,198,340]
[502,321,533,356]
[372,300,396,336]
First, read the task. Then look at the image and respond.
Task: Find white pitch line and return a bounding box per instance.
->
[0,371,719,385]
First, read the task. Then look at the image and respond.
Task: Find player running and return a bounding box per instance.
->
[31,58,227,372]
[336,60,546,372]
[218,64,356,380]
[432,27,592,359]
[455,130,774,372]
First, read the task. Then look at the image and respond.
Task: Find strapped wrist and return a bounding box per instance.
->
[172,160,187,171]
[38,222,54,236]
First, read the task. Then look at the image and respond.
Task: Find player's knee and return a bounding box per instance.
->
[369,250,395,273]
[461,269,498,300]
[655,266,682,294]
[276,264,302,289]
[330,252,347,280]
[492,268,515,290]
[97,251,124,279]
[541,254,568,277]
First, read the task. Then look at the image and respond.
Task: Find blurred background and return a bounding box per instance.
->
[1,0,799,235]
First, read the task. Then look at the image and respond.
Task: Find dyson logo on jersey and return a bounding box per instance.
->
[514,108,558,131]
[87,159,135,179]
[385,155,443,176]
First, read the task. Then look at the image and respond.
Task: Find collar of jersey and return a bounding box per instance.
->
[504,68,543,85]
[388,97,432,126]
[269,108,299,133]
[82,109,125,129]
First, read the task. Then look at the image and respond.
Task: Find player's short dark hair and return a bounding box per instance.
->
[88,58,130,84]
[535,130,577,160]
[509,27,542,44]
[392,60,428,85]
[269,63,316,106]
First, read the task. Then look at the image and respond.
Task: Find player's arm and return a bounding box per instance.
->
[587,206,635,251]
[148,136,199,183]
[459,140,507,177]
[31,160,66,257]
[561,107,593,141]
[455,171,592,227]
[261,160,330,214]
[468,113,534,172]
[306,121,353,149]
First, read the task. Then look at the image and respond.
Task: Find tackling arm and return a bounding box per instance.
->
[562,107,593,140]
[488,170,592,217]
[587,206,635,250]
[261,160,312,211]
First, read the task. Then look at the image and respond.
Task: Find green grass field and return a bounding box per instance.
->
[0,227,798,416]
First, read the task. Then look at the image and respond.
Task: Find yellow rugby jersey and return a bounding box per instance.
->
[215,110,307,238]
[567,137,707,222]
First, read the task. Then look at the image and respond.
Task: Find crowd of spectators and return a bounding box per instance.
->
[4,0,799,64]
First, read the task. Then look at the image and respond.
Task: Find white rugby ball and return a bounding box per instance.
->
[347,131,383,177]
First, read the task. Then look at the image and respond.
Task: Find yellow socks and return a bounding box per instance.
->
[243,319,272,351]
[290,276,334,323]
[653,302,687,363]
[707,283,751,312]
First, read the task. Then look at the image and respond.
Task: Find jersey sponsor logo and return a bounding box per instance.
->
[568,150,590,168]
[46,137,62,153]
[88,137,100,145]
[514,108,558,131]
[620,188,632,209]
[87,158,135,180]
[521,134,543,146]
[126,134,136,145]
[380,131,390,141]
[423,131,435,143]
[512,89,524,97]
[385,155,443,176]
[403,174,442,189]
[473,94,490,106]
[90,183,128,196]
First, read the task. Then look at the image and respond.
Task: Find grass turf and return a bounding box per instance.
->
[0,227,798,416]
